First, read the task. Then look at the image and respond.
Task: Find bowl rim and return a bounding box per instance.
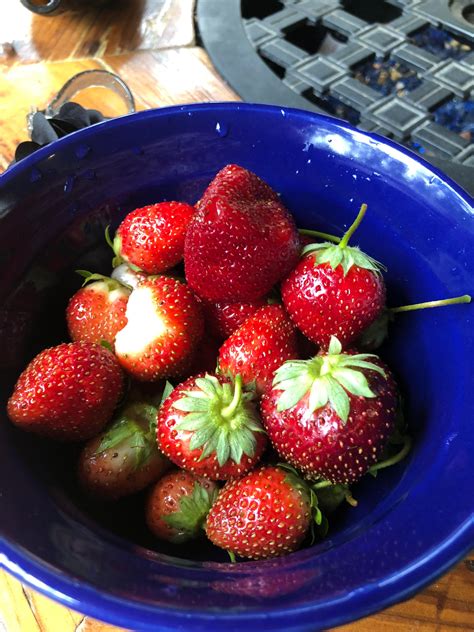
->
[1,101,473,631]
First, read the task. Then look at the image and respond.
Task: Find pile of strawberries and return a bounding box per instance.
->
[6,164,470,561]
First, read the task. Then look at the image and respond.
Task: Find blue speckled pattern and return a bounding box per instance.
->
[0,104,473,631]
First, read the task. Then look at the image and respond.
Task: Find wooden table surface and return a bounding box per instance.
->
[0,0,473,630]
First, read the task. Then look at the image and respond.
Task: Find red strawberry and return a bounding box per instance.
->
[115,276,204,381]
[186,335,221,376]
[201,297,267,340]
[113,201,195,274]
[146,469,219,543]
[282,204,386,349]
[157,373,266,480]
[184,164,301,302]
[7,342,123,441]
[78,401,170,500]
[218,304,299,395]
[205,466,312,560]
[260,336,398,484]
[66,271,131,348]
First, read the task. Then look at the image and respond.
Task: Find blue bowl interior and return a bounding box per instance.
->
[0,104,473,632]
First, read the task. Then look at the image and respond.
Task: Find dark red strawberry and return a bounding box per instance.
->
[7,342,123,441]
[115,276,204,381]
[218,304,299,395]
[157,373,266,480]
[113,201,195,274]
[186,334,221,376]
[282,204,386,349]
[66,271,131,348]
[205,466,312,560]
[184,164,301,302]
[200,297,267,340]
[146,469,219,543]
[260,336,398,484]
[78,400,170,500]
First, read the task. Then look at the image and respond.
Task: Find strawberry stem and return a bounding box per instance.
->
[312,480,333,490]
[369,435,411,474]
[390,294,471,314]
[221,374,242,419]
[344,489,358,507]
[299,228,341,244]
[339,203,368,249]
[227,550,236,563]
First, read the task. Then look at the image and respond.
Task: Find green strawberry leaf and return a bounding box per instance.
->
[164,482,219,536]
[171,375,264,467]
[303,242,385,277]
[274,337,386,422]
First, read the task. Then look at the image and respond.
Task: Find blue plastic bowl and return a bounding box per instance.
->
[0,103,473,631]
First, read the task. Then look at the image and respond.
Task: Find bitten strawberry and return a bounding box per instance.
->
[78,400,170,500]
[113,202,195,274]
[282,204,385,349]
[7,342,123,441]
[115,276,204,381]
[146,470,219,543]
[260,336,398,484]
[218,304,299,395]
[66,271,131,348]
[184,164,301,302]
[205,466,312,560]
[158,373,266,480]
[201,298,267,340]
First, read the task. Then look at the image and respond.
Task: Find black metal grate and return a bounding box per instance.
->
[243,0,473,166]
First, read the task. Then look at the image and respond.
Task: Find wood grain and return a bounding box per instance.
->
[0,48,238,171]
[0,0,195,65]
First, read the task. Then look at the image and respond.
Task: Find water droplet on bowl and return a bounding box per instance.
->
[429,176,435,184]
[215,122,229,137]
[352,174,358,180]
[64,175,76,194]
[30,168,42,183]
[302,142,312,153]
[280,109,286,117]
[75,144,91,159]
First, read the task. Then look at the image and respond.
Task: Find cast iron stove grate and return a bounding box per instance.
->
[197,0,474,191]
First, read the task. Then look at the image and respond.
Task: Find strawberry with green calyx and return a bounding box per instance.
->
[282,203,386,349]
[218,304,299,395]
[205,465,328,560]
[109,202,195,274]
[146,470,219,543]
[357,294,472,351]
[158,373,266,480]
[78,394,171,500]
[66,270,131,348]
[260,336,398,484]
